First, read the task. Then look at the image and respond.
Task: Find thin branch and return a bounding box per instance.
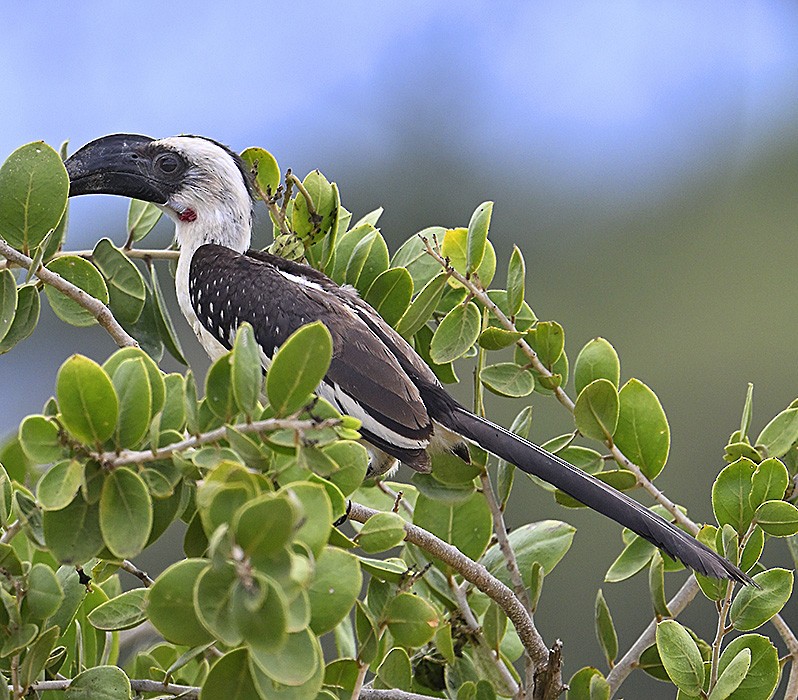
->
[0,238,138,349]
[606,576,700,694]
[771,613,798,699]
[120,559,154,587]
[348,501,563,696]
[94,416,341,467]
[0,520,21,545]
[360,691,445,700]
[49,248,181,261]
[11,679,199,698]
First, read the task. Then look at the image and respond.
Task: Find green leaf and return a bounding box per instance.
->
[323,441,370,496]
[754,499,798,536]
[127,198,162,242]
[0,284,40,354]
[574,337,621,395]
[110,357,152,449]
[395,272,447,338]
[308,546,362,635]
[357,511,406,554]
[655,620,704,695]
[42,497,104,564]
[149,263,187,365]
[482,600,508,652]
[249,627,320,685]
[194,562,241,646]
[233,492,298,560]
[466,201,493,274]
[385,592,439,647]
[391,228,446,289]
[441,227,496,288]
[0,141,68,251]
[613,378,670,479]
[376,647,413,690]
[19,414,62,464]
[749,458,789,510]
[44,255,109,327]
[605,536,656,583]
[99,467,153,559]
[717,634,779,700]
[25,563,64,620]
[527,321,564,368]
[103,346,165,415]
[266,321,333,416]
[92,238,146,324]
[567,667,606,700]
[0,543,22,576]
[430,302,481,364]
[241,147,281,197]
[478,326,523,350]
[712,458,756,535]
[64,665,131,700]
[147,559,214,646]
[709,648,750,700]
[346,229,390,294]
[231,573,288,652]
[293,170,336,241]
[480,362,535,397]
[505,245,526,317]
[205,352,235,420]
[200,648,260,700]
[729,567,792,631]
[231,323,262,417]
[648,552,671,617]
[364,267,414,326]
[0,269,17,344]
[594,590,618,667]
[281,482,332,557]
[57,354,118,445]
[87,588,147,633]
[249,634,325,698]
[574,379,619,442]
[482,520,576,585]
[756,407,798,457]
[18,625,59,692]
[414,491,492,562]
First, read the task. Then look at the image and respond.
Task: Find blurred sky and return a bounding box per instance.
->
[2,2,798,694]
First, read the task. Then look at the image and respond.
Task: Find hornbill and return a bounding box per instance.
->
[64,133,752,584]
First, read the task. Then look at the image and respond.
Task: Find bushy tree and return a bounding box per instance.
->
[0,140,795,699]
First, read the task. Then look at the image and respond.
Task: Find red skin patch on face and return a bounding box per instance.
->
[178,208,197,222]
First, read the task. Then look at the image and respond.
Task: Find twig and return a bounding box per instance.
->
[120,559,154,587]
[348,501,563,697]
[771,614,798,699]
[0,520,21,545]
[360,691,446,700]
[0,239,137,349]
[351,661,370,700]
[606,576,700,694]
[9,678,199,698]
[448,574,520,697]
[51,248,180,262]
[94,416,341,467]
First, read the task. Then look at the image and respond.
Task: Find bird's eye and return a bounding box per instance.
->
[155,153,181,174]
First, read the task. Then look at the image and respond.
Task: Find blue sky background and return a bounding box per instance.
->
[2,2,798,691]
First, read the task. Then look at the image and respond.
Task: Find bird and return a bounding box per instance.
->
[64,133,752,584]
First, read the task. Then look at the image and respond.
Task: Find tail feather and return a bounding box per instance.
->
[443,406,753,585]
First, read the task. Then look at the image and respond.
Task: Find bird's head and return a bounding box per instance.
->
[65,133,254,253]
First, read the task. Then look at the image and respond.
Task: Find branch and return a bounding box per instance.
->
[771,613,798,699]
[0,238,138,349]
[94,416,341,467]
[11,678,199,698]
[605,576,700,694]
[120,559,154,587]
[348,501,563,696]
[0,520,21,545]
[53,248,180,261]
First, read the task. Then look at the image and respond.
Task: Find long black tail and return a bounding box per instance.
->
[442,405,753,584]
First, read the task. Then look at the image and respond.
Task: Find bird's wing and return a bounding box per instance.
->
[188,244,433,464]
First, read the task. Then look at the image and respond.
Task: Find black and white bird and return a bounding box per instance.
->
[65,133,752,584]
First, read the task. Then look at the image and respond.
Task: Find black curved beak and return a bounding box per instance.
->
[65,134,169,204]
